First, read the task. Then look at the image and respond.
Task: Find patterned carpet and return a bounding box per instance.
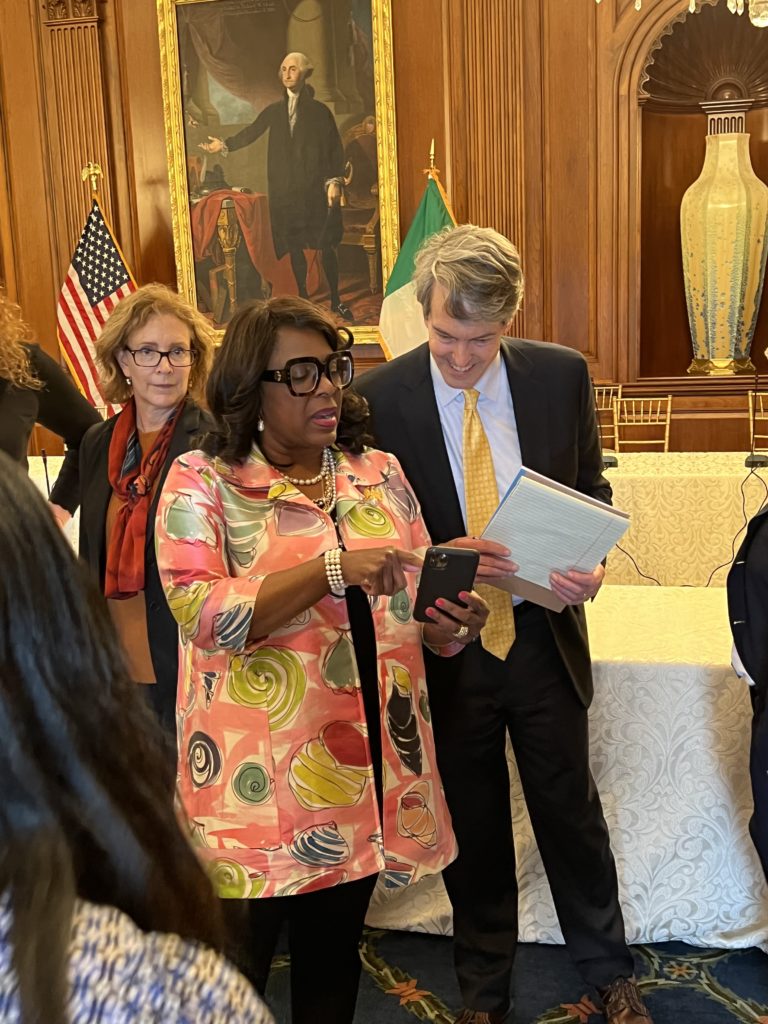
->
[264,929,768,1023]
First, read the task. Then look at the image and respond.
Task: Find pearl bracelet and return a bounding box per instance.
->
[324,547,346,596]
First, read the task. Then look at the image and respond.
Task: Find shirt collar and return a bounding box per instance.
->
[429,351,505,408]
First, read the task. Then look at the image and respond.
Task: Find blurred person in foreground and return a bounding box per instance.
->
[728,496,768,884]
[0,289,99,525]
[356,224,654,1024]
[0,450,272,1024]
[78,284,214,737]
[155,296,488,1024]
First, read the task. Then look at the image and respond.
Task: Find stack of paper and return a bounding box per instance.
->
[481,467,630,611]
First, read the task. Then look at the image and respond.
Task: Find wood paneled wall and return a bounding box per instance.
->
[2,0,767,454]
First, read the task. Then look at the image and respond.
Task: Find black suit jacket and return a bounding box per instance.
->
[356,339,610,707]
[728,507,768,692]
[78,401,211,705]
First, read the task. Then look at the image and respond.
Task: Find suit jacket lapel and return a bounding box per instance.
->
[91,421,115,537]
[399,347,465,539]
[501,338,550,474]
[83,419,116,582]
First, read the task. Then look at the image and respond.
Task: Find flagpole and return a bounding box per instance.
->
[78,162,138,287]
[422,139,457,223]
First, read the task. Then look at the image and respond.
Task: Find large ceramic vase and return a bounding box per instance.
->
[681,133,768,375]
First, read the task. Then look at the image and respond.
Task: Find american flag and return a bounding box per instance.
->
[57,198,136,413]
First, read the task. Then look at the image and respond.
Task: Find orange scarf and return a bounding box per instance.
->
[104,399,182,599]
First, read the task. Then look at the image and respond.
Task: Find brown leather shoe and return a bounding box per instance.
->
[598,976,654,1023]
[454,1011,509,1024]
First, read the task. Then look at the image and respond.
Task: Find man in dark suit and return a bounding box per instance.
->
[200,52,351,319]
[727,505,768,882]
[357,225,653,1024]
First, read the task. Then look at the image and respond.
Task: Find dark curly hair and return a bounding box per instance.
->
[202,297,373,464]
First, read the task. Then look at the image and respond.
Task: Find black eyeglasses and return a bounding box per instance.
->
[260,351,355,396]
[123,346,196,368]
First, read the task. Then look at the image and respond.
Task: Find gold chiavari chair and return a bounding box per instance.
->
[748,391,768,453]
[593,383,622,451]
[613,395,672,452]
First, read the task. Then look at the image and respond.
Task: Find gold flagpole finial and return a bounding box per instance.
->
[81,162,103,195]
[423,138,439,180]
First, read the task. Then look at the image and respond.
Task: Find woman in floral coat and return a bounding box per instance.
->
[155,297,487,1024]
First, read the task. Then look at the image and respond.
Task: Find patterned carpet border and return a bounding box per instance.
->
[266,929,768,1023]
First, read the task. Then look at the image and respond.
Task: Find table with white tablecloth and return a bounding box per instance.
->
[604,452,768,587]
[367,586,768,950]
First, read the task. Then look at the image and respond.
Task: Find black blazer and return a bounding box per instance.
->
[728,507,768,692]
[78,401,211,722]
[356,339,611,707]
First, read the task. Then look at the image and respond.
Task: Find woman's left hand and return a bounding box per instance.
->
[422,589,489,647]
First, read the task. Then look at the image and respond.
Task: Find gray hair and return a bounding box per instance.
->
[413,224,524,324]
[278,51,314,81]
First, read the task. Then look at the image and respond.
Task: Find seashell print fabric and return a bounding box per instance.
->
[155,445,458,898]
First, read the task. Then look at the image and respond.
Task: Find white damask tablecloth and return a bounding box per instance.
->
[367,586,768,950]
[604,452,768,588]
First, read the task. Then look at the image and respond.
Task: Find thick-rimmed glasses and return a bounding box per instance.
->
[260,351,355,396]
[123,346,196,368]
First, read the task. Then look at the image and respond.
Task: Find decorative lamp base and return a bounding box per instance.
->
[687,356,756,376]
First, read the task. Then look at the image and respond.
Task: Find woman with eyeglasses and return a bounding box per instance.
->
[78,283,215,738]
[155,297,488,1024]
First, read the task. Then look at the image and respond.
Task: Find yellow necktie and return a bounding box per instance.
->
[462,388,516,660]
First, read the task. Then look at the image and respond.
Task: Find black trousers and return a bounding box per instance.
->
[749,685,768,883]
[427,602,633,1016]
[222,871,378,1024]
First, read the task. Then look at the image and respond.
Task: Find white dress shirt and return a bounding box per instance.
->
[287,89,299,135]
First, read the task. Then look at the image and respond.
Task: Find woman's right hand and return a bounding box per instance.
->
[340,547,422,597]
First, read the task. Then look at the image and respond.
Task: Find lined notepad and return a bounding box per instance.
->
[480,467,630,610]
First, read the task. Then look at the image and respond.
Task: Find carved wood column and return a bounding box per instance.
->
[36,0,114,277]
[444,0,528,337]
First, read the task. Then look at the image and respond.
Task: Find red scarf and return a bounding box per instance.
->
[104,399,183,599]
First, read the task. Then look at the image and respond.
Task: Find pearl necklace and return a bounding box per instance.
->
[282,447,333,486]
[282,447,337,515]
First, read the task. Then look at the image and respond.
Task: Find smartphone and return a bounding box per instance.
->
[413,546,480,623]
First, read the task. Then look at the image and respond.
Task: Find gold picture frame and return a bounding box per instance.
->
[157,0,399,343]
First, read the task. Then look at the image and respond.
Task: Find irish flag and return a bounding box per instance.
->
[378,175,455,359]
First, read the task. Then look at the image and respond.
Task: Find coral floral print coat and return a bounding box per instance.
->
[155,444,458,899]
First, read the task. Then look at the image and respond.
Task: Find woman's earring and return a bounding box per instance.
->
[125,376,132,387]
[257,417,264,432]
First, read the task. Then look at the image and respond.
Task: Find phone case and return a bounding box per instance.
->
[413,546,480,623]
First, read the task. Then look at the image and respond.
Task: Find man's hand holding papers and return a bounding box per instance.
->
[446,536,604,606]
[550,564,605,606]
[478,466,629,612]
[445,536,519,583]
